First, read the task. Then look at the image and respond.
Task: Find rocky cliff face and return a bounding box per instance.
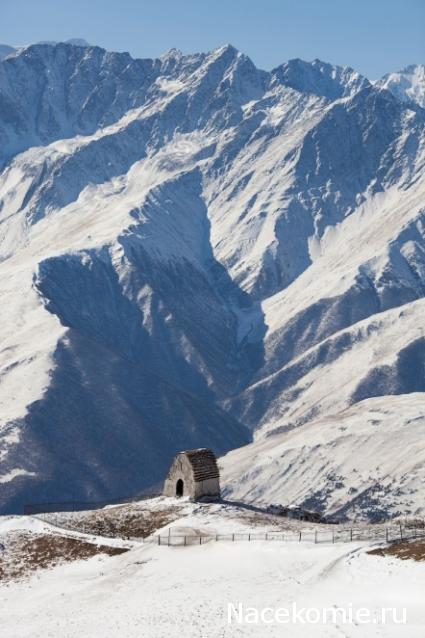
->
[0,41,424,517]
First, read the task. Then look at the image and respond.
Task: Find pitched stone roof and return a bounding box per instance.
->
[181,448,220,482]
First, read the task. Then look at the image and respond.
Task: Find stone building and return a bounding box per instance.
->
[163,448,220,500]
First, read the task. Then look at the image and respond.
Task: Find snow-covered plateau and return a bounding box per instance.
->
[0,498,424,638]
[0,41,424,519]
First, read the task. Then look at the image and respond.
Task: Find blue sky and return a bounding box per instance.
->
[1,0,424,78]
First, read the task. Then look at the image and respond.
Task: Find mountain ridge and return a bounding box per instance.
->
[0,41,424,517]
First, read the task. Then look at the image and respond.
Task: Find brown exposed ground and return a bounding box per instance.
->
[0,532,128,582]
[43,503,182,538]
[0,501,184,583]
[369,539,425,562]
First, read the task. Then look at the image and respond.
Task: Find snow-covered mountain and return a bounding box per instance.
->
[0,44,17,61]
[0,40,90,62]
[375,64,425,108]
[271,57,370,99]
[0,41,424,518]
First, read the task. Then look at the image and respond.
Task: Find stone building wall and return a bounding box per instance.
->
[163,450,220,500]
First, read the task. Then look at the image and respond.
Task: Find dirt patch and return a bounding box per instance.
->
[42,503,182,539]
[231,506,327,530]
[0,532,128,582]
[369,539,425,562]
[234,510,287,528]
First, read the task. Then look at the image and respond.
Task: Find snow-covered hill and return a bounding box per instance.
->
[221,394,425,520]
[2,503,424,638]
[0,41,424,517]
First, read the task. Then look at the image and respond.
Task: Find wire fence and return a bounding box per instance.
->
[153,525,425,547]
[33,513,425,547]
[21,495,425,549]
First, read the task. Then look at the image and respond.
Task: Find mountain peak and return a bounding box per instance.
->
[0,43,18,60]
[34,38,91,48]
[399,62,425,74]
[213,43,239,56]
[271,57,370,100]
[376,64,425,108]
[160,47,184,61]
[0,39,92,63]
[64,38,91,47]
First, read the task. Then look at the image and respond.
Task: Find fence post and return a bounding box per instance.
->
[265,532,268,541]
[184,536,186,546]
[350,528,353,542]
[199,536,202,545]
[158,535,161,546]
[299,531,301,542]
[232,533,235,542]
[248,533,251,541]
[332,530,335,543]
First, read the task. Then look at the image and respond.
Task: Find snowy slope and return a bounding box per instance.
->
[1,512,424,638]
[226,178,425,433]
[0,41,424,517]
[221,394,425,520]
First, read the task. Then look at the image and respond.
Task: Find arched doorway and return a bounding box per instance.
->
[176,478,184,497]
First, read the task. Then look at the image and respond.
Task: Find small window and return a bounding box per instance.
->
[176,479,184,497]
